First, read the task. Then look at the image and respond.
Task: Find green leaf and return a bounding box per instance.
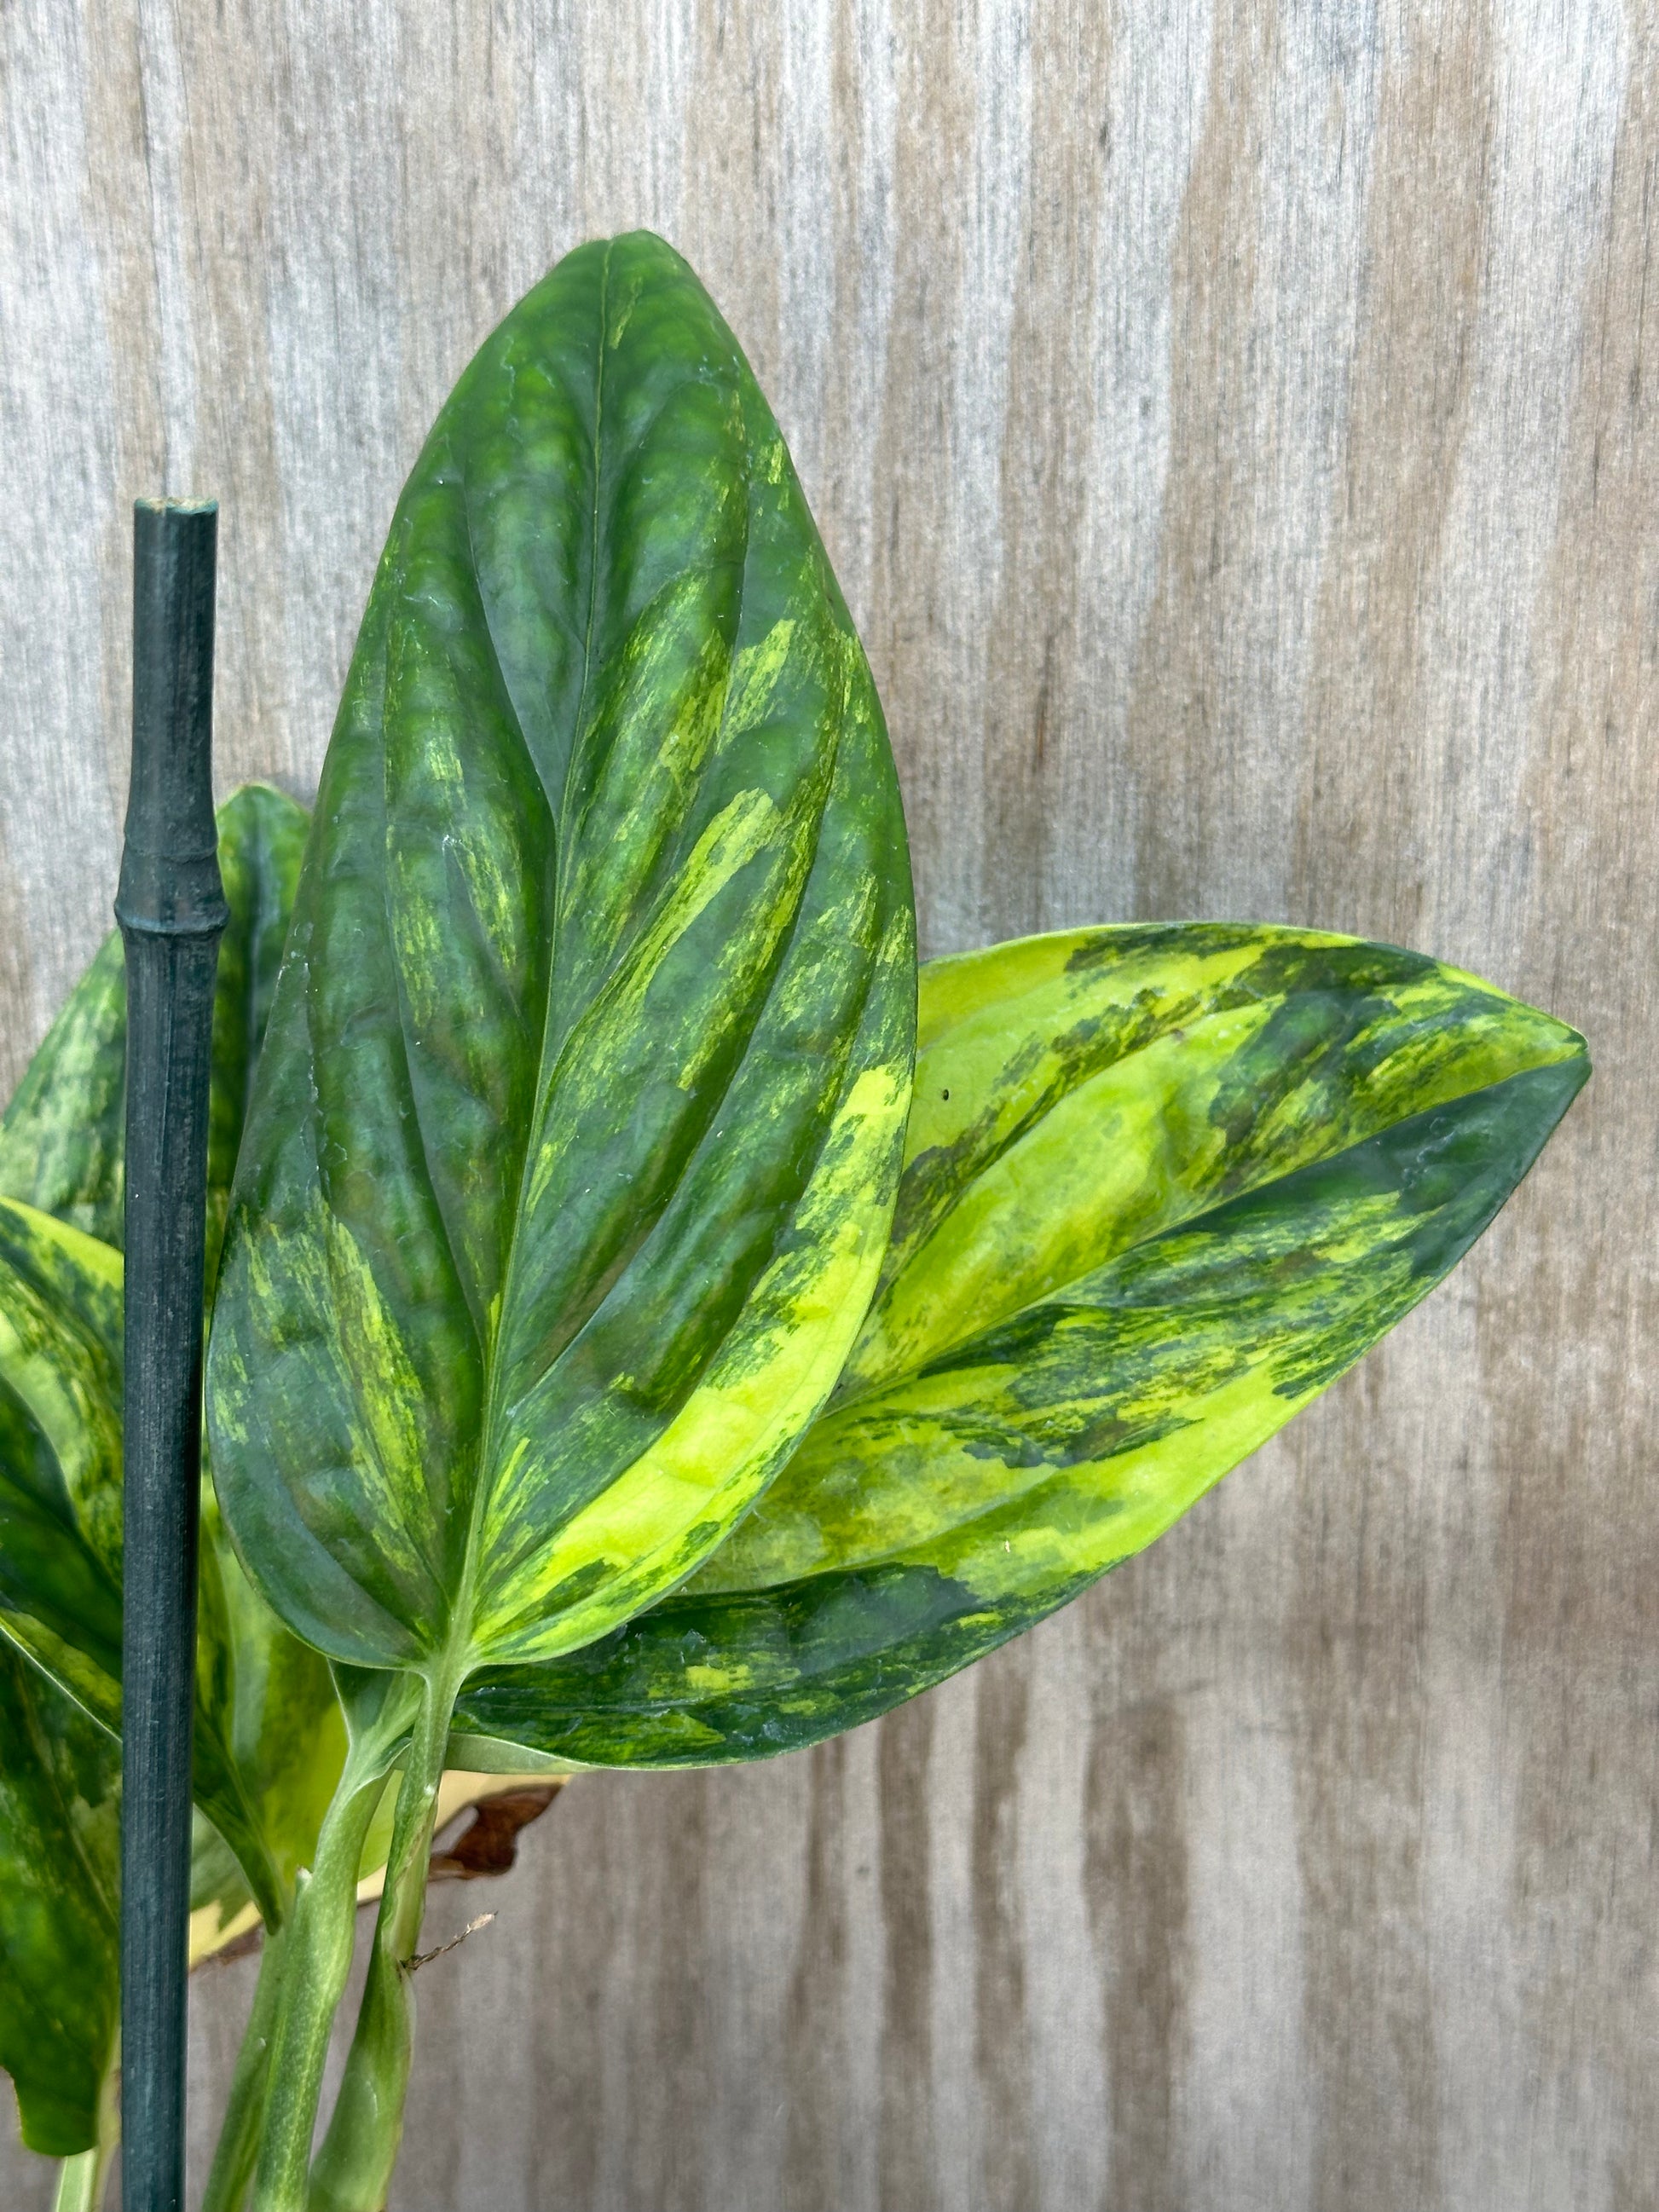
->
[0,782,308,1281]
[194,1490,346,1908]
[208,231,916,1678]
[0,1638,118,2158]
[0,1202,124,1735]
[451,923,1587,1767]
[0,785,341,1926]
[204,785,312,1285]
[0,1198,298,1925]
[0,935,124,1251]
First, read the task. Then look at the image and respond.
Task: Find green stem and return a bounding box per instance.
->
[201,1919,290,2212]
[51,2152,104,2212]
[53,2053,119,2212]
[305,1667,460,2212]
[250,1733,402,2212]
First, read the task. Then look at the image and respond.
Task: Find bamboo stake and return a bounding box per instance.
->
[117,498,227,2212]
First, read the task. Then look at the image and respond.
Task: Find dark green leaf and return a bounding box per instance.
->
[0,1639,118,2157]
[0,786,339,1926]
[0,782,308,1283]
[0,1202,124,1735]
[209,232,916,1678]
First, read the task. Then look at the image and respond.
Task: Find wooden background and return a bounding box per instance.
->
[2,0,1655,2204]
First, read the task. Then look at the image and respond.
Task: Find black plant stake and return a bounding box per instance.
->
[117,499,227,2212]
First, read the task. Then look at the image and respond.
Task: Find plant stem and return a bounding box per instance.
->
[249,1751,395,2212]
[54,2051,120,2212]
[200,1919,289,2212]
[305,1666,461,2212]
[51,2152,105,2212]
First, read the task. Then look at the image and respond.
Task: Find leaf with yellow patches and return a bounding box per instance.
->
[0,1633,118,2160]
[208,234,915,1681]
[0,789,344,1934]
[0,782,307,1287]
[452,925,1587,1768]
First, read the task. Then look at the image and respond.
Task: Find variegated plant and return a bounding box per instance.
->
[0,232,1587,2211]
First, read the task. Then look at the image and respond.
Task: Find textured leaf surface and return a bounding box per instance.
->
[0,1199,124,1733]
[0,1638,118,2157]
[0,782,307,1279]
[209,231,915,1677]
[0,1202,327,1927]
[195,1492,346,1905]
[452,923,1587,1767]
[0,786,340,1923]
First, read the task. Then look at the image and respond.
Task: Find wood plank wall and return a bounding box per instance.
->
[2,2,1654,2205]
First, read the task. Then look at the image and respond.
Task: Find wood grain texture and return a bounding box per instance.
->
[1,0,1653,2203]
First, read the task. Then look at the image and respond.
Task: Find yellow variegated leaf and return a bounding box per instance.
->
[453,924,1587,1767]
[207,233,916,1679]
[0,788,343,1934]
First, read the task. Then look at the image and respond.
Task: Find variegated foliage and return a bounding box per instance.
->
[0,1638,118,2165]
[454,925,1587,1767]
[0,787,344,2184]
[0,234,1586,2210]
[0,786,344,1940]
[201,230,917,2212]
[0,791,554,2179]
[206,232,916,1683]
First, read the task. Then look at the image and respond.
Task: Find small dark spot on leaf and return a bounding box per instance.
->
[942,1088,951,1100]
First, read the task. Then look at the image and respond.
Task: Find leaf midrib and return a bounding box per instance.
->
[444,240,616,1669]
[375,248,865,1670]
